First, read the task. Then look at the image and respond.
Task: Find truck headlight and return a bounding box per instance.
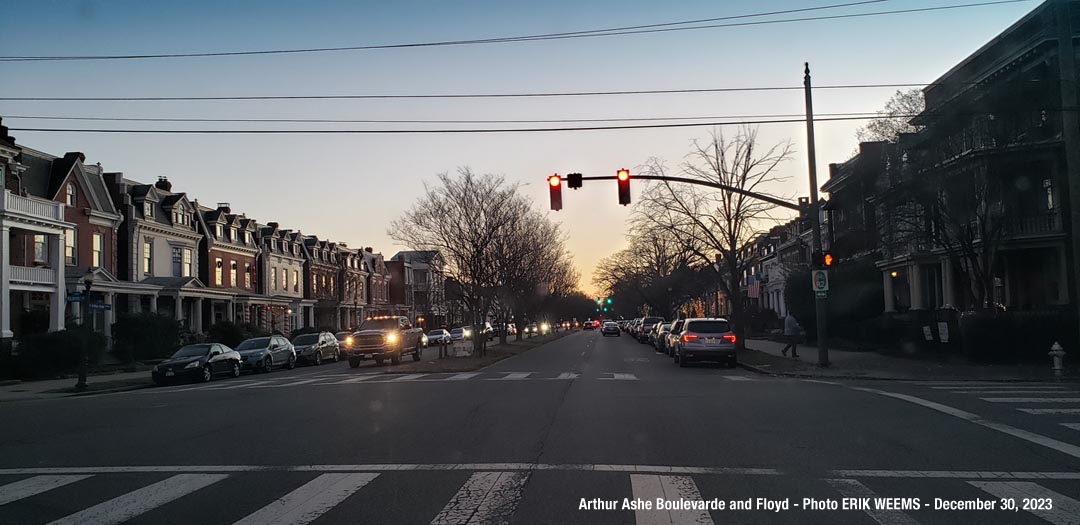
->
[386,333,398,343]
[345,336,354,346]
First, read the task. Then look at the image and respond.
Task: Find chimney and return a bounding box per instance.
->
[267,222,279,229]
[216,202,231,214]
[365,247,373,253]
[154,176,172,192]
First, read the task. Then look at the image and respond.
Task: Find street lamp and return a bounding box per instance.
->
[75,269,95,391]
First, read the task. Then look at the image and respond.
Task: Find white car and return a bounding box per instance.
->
[427,329,451,345]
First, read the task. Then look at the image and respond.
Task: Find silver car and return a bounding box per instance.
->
[665,319,687,357]
[653,322,673,352]
[427,329,452,345]
[672,318,737,368]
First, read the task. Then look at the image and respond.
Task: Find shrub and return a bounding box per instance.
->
[12,326,107,379]
[207,321,246,348]
[112,313,182,362]
[959,308,1078,363]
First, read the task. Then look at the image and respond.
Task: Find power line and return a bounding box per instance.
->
[0,0,1030,62]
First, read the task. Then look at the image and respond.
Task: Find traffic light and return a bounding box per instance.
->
[548,174,562,211]
[617,168,631,206]
[823,252,834,267]
[567,173,583,189]
[606,298,612,305]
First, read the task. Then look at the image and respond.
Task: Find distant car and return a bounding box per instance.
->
[236,335,296,372]
[335,331,355,358]
[637,317,665,343]
[524,322,539,336]
[665,319,686,357]
[428,329,451,345]
[673,318,737,368]
[291,331,339,366]
[601,321,620,337]
[654,323,673,352]
[582,319,595,330]
[450,327,468,341]
[153,343,241,385]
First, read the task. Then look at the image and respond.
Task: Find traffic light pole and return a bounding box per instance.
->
[804,63,830,367]
[554,175,803,212]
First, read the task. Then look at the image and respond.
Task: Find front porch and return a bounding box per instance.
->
[2,189,73,339]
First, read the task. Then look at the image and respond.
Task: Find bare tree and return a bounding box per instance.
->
[856,89,924,143]
[635,127,794,348]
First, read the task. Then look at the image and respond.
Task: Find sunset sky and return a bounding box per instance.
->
[0,0,1038,296]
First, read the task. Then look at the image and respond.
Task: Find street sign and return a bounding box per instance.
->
[811,270,829,292]
[66,293,85,302]
[87,303,112,311]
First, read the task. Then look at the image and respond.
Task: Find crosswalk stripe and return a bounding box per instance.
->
[445,373,480,381]
[250,378,325,388]
[969,481,1080,525]
[825,479,919,525]
[629,474,713,525]
[601,373,638,381]
[950,390,1080,395]
[46,473,227,525]
[490,373,531,381]
[980,397,1080,403]
[1020,408,1080,415]
[723,376,753,381]
[232,473,378,525]
[552,372,579,380]
[431,471,530,524]
[1061,423,1080,431]
[199,381,269,391]
[390,374,428,382]
[322,375,382,384]
[931,385,1065,390]
[0,475,92,506]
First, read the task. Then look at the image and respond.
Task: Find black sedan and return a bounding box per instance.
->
[152,343,241,385]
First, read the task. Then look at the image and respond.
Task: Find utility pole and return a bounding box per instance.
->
[804,63,830,367]
[1055,0,1080,347]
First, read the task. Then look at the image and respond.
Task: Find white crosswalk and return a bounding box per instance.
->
[4,467,1080,524]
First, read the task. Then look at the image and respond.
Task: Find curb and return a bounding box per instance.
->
[736,361,1077,383]
[64,383,154,397]
[0,379,21,387]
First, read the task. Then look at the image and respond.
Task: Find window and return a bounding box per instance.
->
[271,268,278,290]
[66,183,76,206]
[215,257,223,285]
[66,228,77,265]
[143,238,152,274]
[282,267,288,290]
[231,228,238,242]
[244,263,251,288]
[1044,178,1054,210]
[215,224,223,238]
[32,234,48,263]
[231,261,238,288]
[293,269,299,292]
[143,201,154,218]
[182,248,192,277]
[172,247,182,276]
[330,276,335,294]
[92,233,104,268]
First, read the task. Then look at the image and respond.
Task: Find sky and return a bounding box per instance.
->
[0,0,1040,296]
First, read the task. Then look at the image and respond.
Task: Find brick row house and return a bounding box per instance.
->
[0,123,446,347]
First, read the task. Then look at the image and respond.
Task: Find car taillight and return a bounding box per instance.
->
[723,334,737,343]
[682,334,698,343]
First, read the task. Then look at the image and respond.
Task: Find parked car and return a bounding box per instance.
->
[347,316,425,367]
[601,321,620,337]
[672,318,737,368]
[428,329,452,346]
[637,317,665,343]
[152,343,241,385]
[335,331,355,359]
[665,319,687,357]
[236,335,296,372]
[653,322,673,352]
[450,327,468,341]
[524,322,539,336]
[291,331,340,366]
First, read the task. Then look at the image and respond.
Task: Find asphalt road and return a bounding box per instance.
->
[2,330,1080,524]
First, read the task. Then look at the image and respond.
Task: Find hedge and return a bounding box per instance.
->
[112,313,182,362]
[10,326,107,379]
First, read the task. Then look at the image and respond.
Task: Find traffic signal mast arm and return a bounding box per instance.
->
[548,174,802,212]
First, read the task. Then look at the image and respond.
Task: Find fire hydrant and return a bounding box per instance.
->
[1049,342,1066,377]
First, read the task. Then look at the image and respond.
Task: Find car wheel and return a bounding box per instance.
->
[230,361,241,378]
[375,357,385,366]
[349,358,361,369]
[262,357,273,373]
[412,345,421,362]
[153,377,164,386]
[391,352,402,365]
[286,354,297,369]
[201,366,213,382]
[679,351,688,368]
[729,357,738,368]
[314,352,322,366]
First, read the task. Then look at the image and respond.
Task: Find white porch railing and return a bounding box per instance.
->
[10,265,58,286]
[1,190,65,221]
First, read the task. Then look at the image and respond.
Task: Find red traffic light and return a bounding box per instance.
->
[617,169,629,181]
[616,169,631,206]
[549,175,561,187]
[548,174,563,211]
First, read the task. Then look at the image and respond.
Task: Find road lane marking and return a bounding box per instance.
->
[197,381,270,391]
[232,473,378,525]
[600,373,638,381]
[980,397,1080,403]
[319,375,382,384]
[1062,423,1080,431]
[551,372,579,380]
[948,390,1079,395]
[629,474,713,525]
[850,386,1080,460]
[1020,408,1080,415]
[390,374,428,382]
[445,373,480,381]
[249,378,325,388]
[723,376,753,381]
[431,471,530,524]
[825,479,919,525]
[969,481,1080,525]
[0,475,92,506]
[46,473,227,525]
[489,372,531,381]
[931,385,1066,390]
[0,464,781,476]
[831,470,1080,479]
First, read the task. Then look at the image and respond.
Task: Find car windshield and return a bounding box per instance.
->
[292,334,319,345]
[360,319,400,331]
[172,344,211,358]
[236,338,271,350]
[428,331,445,337]
[685,320,731,333]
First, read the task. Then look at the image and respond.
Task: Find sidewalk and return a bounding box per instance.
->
[0,370,152,402]
[741,338,1079,382]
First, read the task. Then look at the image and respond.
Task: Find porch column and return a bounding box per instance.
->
[941,258,956,307]
[909,263,925,310]
[193,298,204,334]
[227,300,236,323]
[49,231,66,332]
[174,295,183,321]
[883,270,896,313]
[149,294,158,313]
[307,306,314,328]
[130,294,141,313]
[0,225,11,338]
[103,292,114,347]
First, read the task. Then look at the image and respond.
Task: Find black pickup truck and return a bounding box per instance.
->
[347,316,425,367]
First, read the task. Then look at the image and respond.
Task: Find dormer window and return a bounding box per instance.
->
[66,183,76,206]
[231,228,238,242]
[143,201,154,218]
[215,224,223,238]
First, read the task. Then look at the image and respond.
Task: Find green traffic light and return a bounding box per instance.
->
[606,298,612,304]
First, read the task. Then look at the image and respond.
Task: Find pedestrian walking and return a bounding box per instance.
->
[781,313,801,358]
